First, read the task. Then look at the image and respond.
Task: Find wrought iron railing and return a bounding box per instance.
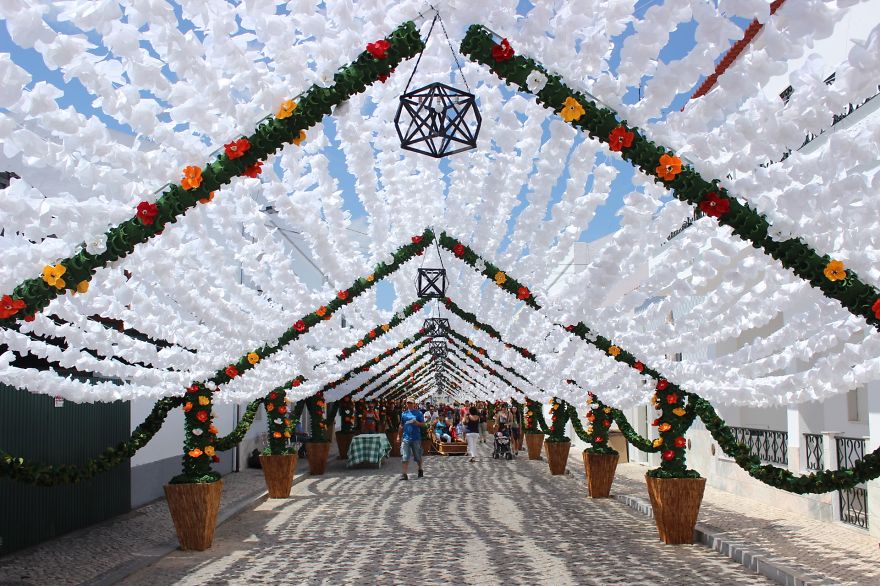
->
[836,436,869,529]
[804,433,823,471]
[729,427,788,465]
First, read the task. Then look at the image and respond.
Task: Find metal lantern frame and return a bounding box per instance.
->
[423,317,450,337]
[417,268,447,299]
[430,340,447,358]
[394,11,480,159]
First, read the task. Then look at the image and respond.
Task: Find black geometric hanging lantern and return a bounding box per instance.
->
[395,82,481,158]
[423,317,450,337]
[417,268,447,299]
[430,340,447,358]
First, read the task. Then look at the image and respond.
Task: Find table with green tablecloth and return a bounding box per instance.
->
[347,433,392,467]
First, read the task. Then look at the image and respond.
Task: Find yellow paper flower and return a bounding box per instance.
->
[652,438,664,448]
[367,274,375,282]
[292,130,307,145]
[494,271,507,285]
[198,396,210,406]
[559,96,585,122]
[247,352,260,365]
[603,406,612,414]
[381,324,390,332]
[608,345,621,357]
[586,426,593,434]
[277,99,297,119]
[672,407,687,417]
[204,445,215,457]
[398,343,404,349]
[42,264,67,289]
[76,280,89,293]
[824,260,846,282]
[467,339,475,346]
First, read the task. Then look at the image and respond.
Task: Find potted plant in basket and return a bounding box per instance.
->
[544,397,572,475]
[305,391,332,475]
[578,392,619,498]
[335,395,357,459]
[259,381,304,498]
[522,397,545,460]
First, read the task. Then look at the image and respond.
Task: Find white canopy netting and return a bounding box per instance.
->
[1,0,879,410]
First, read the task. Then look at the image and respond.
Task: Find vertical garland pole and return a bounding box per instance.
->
[336,395,357,459]
[580,392,619,498]
[645,379,706,544]
[305,391,331,475]
[523,397,545,460]
[261,378,301,498]
[545,398,572,475]
[165,382,223,550]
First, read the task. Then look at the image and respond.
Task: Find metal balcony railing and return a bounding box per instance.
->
[729,426,788,465]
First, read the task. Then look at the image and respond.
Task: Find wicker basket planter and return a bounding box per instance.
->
[386,431,401,457]
[335,432,355,460]
[306,441,331,475]
[164,479,223,551]
[259,454,297,498]
[525,432,544,460]
[645,474,707,544]
[583,451,619,498]
[545,440,571,475]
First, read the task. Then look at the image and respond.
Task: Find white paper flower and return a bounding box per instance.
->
[205,381,217,391]
[192,428,203,436]
[85,233,107,256]
[767,224,796,242]
[274,418,283,424]
[475,258,487,273]
[590,403,600,410]
[526,70,548,93]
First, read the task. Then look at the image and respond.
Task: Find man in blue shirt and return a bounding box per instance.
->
[399,397,426,480]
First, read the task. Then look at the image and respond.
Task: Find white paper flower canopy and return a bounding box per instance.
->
[0,0,878,410]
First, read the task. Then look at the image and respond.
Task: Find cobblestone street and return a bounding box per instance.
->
[119,445,774,586]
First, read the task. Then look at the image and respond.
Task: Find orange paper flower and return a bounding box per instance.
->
[292,130,307,145]
[316,305,327,317]
[655,154,682,181]
[181,166,203,190]
[277,99,297,119]
[247,352,260,365]
[559,96,585,122]
[188,448,203,458]
[824,260,846,282]
[608,345,621,357]
[204,445,215,457]
[658,422,672,432]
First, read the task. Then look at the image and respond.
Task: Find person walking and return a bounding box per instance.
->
[465,405,481,462]
[478,402,489,443]
[362,402,380,433]
[399,397,426,480]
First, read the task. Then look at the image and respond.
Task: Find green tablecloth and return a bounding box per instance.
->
[347,433,392,467]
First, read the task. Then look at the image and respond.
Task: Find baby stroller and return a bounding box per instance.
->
[493,427,514,460]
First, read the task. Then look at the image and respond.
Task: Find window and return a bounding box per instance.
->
[847,388,862,422]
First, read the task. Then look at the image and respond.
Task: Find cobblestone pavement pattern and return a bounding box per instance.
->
[0,469,266,586]
[120,445,775,586]
[610,461,880,586]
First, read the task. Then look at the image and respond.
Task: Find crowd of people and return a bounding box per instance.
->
[395,398,523,481]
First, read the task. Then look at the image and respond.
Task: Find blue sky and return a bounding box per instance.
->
[0,1,744,311]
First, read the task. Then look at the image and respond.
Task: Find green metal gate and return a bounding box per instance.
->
[0,383,131,556]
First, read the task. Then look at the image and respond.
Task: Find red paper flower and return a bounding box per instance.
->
[243,161,263,178]
[608,126,635,152]
[665,393,679,405]
[411,235,422,245]
[225,138,250,160]
[278,405,288,415]
[186,384,200,394]
[594,436,605,443]
[453,244,465,257]
[338,290,349,301]
[633,361,644,373]
[674,436,687,448]
[136,201,159,225]
[603,419,611,427]
[292,378,302,387]
[225,365,239,378]
[377,68,395,83]
[516,286,531,300]
[491,38,514,62]
[0,295,26,319]
[698,192,730,218]
[269,392,277,400]
[656,379,669,391]
[873,299,880,319]
[369,330,376,338]
[212,455,220,463]
[23,314,34,322]
[196,410,209,423]
[651,418,659,426]
[661,450,675,461]
[294,320,306,333]
[366,39,390,59]
[565,325,574,332]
